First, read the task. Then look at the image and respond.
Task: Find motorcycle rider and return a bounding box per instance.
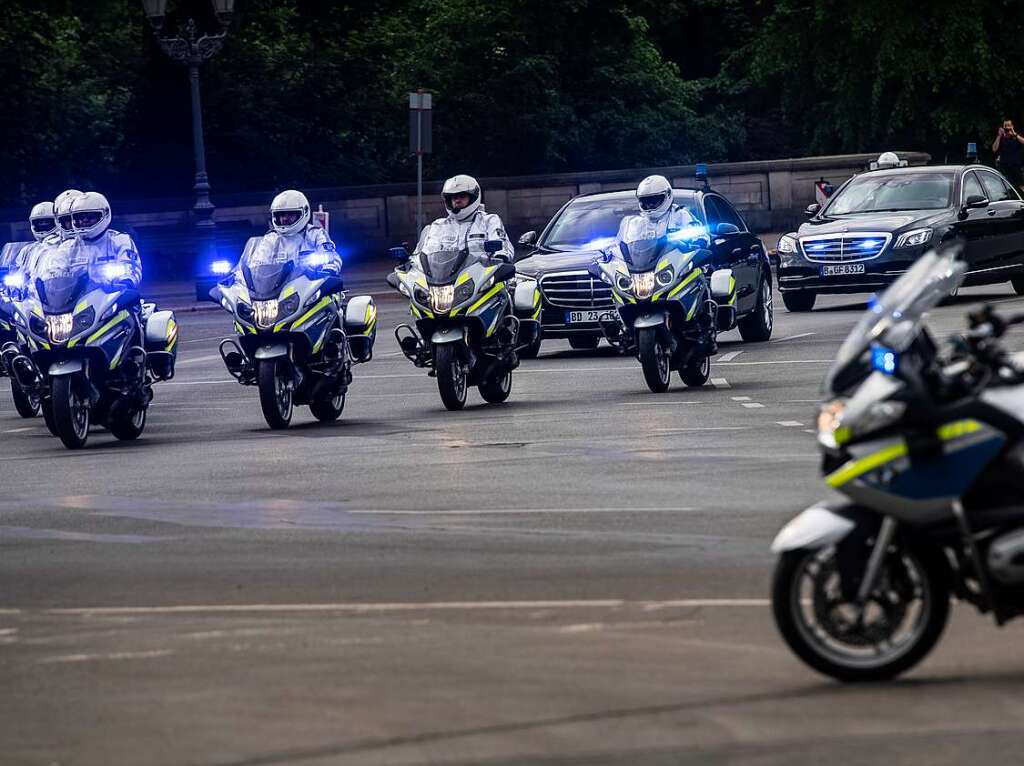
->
[615,174,701,244]
[53,189,84,242]
[233,190,341,280]
[412,175,514,262]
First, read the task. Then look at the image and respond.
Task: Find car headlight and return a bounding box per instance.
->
[633,271,656,299]
[46,313,74,344]
[253,299,279,328]
[817,398,905,449]
[615,273,633,293]
[894,228,932,249]
[777,235,798,254]
[454,279,476,306]
[429,285,455,313]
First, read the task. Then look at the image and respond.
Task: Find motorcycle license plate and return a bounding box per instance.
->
[565,310,604,324]
[820,263,866,276]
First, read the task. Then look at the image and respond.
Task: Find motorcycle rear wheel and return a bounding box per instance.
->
[772,544,950,682]
[257,358,294,429]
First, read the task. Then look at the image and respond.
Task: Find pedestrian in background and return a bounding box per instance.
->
[993,119,1024,190]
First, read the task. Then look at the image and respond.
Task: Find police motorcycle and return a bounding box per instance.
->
[589,228,723,393]
[211,235,376,430]
[1,252,177,449]
[771,242,1024,681]
[0,242,41,418]
[386,239,539,411]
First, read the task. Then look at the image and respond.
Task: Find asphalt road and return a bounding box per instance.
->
[3,271,1024,765]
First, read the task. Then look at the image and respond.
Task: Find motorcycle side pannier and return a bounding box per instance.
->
[343,295,377,363]
[144,309,178,380]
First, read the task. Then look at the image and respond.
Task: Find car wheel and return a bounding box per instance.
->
[738,276,774,342]
[782,291,816,312]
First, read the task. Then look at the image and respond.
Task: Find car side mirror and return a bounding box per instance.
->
[805,203,820,218]
[385,272,400,290]
[517,231,537,247]
[484,239,504,254]
[964,194,988,209]
[715,223,740,236]
[389,246,409,261]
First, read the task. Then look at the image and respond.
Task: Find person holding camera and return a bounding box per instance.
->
[993,119,1024,189]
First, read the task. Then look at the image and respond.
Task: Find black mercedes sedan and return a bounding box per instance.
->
[515,188,773,356]
[777,164,1024,311]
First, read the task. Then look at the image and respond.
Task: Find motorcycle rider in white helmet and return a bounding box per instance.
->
[2,201,62,302]
[53,189,84,242]
[412,174,514,262]
[615,174,701,245]
[232,190,340,282]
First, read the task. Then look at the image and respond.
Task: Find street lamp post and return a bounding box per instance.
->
[140,0,234,232]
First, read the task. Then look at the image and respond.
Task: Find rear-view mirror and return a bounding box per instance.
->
[518,231,537,247]
[715,223,740,236]
[964,194,988,209]
[484,240,504,254]
[389,246,409,261]
[805,203,820,218]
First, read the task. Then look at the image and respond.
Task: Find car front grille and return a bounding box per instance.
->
[799,233,891,262]
[538,271,614,309]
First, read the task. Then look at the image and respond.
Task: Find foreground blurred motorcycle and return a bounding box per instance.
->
[772,242,1024,681]
[387,240,539,410]
[1,256,176,449]
[211,235,376,429]
[589,228,722,392]
[1,242,41,418]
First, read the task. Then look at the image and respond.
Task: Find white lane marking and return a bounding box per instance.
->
[176,354,223,366]
[165,379,236,386]
[741,402,765,409]
[717,359,831,366]
[36,649,174,664]
[781,399,820,403]
[3,427,34,434]
[776,421,804,427]
[181,336,228,345]
[349,507,697,515]
[45,599,771,616]
[717,350,744,362]
[710,378,730,389]
[803,429,817,434]
[731,396,751,401]
[772,332,816,343]
[655,426,749,434]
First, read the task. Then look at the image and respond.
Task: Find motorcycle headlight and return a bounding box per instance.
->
[615,273,633,293]
[253,299,279,328]
[29,314,46,338]
[633,271,656,299]
[277,293,301,321]
[894,228,932,249]
[413,285,429,306]
[777,235,798,254]
[46,313,74,344]
[453,279,476,307]
[71,306,96,338]
[237,302,253,322]
[817,398,905,449]
[429,285,455,313]
[655,266,674,287]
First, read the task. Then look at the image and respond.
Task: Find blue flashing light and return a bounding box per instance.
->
[3,271,25,289]
[666,224,707,242]
[871,345,898,375]
[100,262,129,282]
[695,162,708,179]
[807,242,829,252]
[210,259,232,275]
[581,236,616,251]
[304,252,333,268]
[859,239,881,249]
[868,294,883,313]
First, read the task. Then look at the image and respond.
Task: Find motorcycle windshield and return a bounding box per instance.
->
[33,242,91,313]
[241,234,297,299]
[825,246,966,393]
[419,246,467,285]
[621,236,672,272]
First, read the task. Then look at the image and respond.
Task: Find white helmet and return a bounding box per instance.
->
[637,175,673,220]
[29,201,57,242]
[442,174,482,222]
[53,189,84,239]
[270,190,311,236]
[70,191,112,240]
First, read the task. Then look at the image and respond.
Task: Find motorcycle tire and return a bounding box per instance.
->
[435,344,467,411]
[478,365,512,404]
[772,544,950,682]
[638,327,670,393]
[310,391,346,422]
[51,374,91,449]
[41,396,59,436]
[257,358,293,430]
[680,354,710,387]
[108,400,147,441]
[11,382,40,419]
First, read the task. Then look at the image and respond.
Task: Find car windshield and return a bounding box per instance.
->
[825,247,966,393]
[241,234,300,299]
[543,195,702,251]
[825,172,954,215]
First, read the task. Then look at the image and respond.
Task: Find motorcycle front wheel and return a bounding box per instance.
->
[771,544,950,682]
[257,358,294,429]
[637,327,670,393]
[51,374,91,449]
[11,381,40,418]
[435,343,467,411]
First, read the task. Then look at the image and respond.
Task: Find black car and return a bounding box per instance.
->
[777,164,1024,311]
[515,188,773,356]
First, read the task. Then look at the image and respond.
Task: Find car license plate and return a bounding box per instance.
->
[565,310,604,324]
[820,263,866,276]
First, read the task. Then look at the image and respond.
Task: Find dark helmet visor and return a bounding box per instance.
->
[31,217,55,233]
[638,193,668,211]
